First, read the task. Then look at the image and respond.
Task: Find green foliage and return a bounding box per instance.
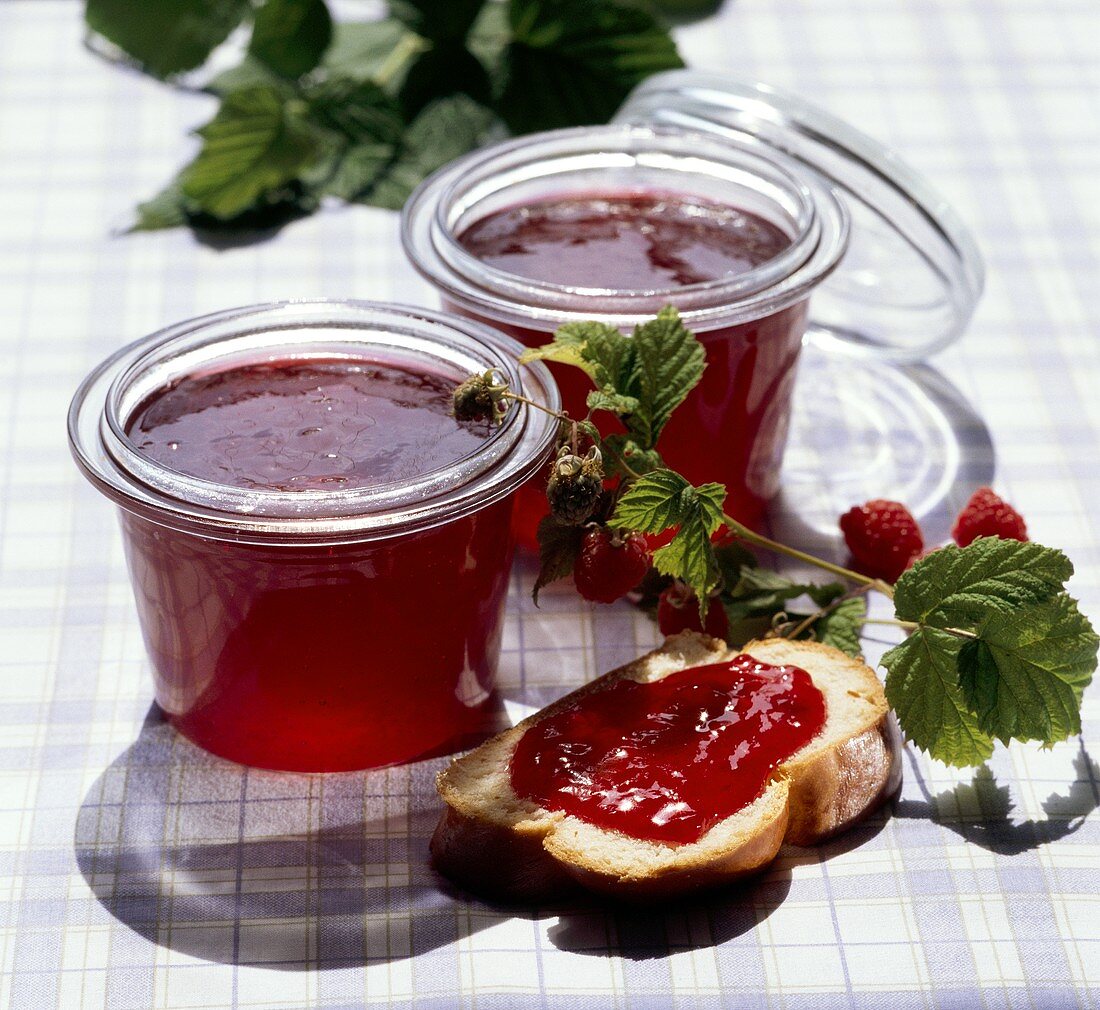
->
[532,515,586,603]
[248,0,333,78]
[86,0,249,79]
[882,539,1097,766]
[87,0,683,231]
[498,0,684,133]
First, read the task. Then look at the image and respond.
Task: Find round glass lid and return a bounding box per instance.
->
[615,70,985,363]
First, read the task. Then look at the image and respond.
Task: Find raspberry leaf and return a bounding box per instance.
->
[957,595,1098,745]
[883,629,996,766]
[248,0,333,79]
[587,389,640,417]
[519,322,624,382]
[612,471,725,615]
[601,434,663,479]
[894,539,1073,627]
[812,597,867,656]
[627,306,705,450]
[533,515,585,604]
[180,87,327,220]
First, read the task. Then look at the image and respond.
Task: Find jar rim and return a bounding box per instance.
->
[68,301,560,544]
[402,123,850,332]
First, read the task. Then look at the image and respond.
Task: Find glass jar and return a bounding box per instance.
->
[68,301,559,772]
[403,73,983,542]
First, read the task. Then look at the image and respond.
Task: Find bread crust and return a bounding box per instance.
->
[431,632,902,902]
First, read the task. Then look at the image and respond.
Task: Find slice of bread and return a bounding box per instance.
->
[432,631,902,902]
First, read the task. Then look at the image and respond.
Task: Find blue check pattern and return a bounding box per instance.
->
[1,0,1098,1006]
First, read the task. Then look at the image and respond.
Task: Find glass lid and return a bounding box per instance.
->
[615,70,985,362]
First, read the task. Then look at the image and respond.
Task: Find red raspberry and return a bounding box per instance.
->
[952,487,1028,547]
[657,584,729,640]
[573,528,650,604]
[839,499,923,582]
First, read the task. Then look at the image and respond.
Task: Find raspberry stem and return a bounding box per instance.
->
[721,515,897,600]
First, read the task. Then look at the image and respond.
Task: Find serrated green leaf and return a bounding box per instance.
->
[206,55,289,97]
[587,388,639,416]
[390,0,484,41]
[359,95,496,210]
[321,18,427,93]
[533,514,585,604]
[399,45,493,117]
[601,434,663,480]
[610,470,724,537]
[86,0,249,79]
[498,0,683,134]
[519,321,629,385]
[627,306,705,449]
[895,538,1073,628]
[179,86,326,220]
[651,511,720,606]
[883,628,995,767]
[131,181,190,231]
[723,614,776,649]
[812,597,866,657]
[957,594,1098,745]
[249,0,333,78]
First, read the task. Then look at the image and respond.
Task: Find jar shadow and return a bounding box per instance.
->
[72,705,510,971]
[772,351,996,555]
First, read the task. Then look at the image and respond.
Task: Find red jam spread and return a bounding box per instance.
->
[126,359,490,490]
[509,654,826,844]
[457,193,791,289]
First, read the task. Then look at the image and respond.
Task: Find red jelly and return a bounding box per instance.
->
[403,127,847,543]
[509,655,826,844]
[68,302,559,772]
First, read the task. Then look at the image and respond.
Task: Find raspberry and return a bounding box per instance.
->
[573,527,650,604]
[839,499,923,583]
[657,584,729,640]
[547,447,604,525]
[952,487,1028,547]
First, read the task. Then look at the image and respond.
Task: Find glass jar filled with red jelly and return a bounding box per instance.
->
[68,301,559,772]
[403,73,983,544]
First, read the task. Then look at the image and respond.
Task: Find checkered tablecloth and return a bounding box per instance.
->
[2,0,1099,1006]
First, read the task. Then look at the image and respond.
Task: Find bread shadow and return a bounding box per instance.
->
[72,706,506,971]
[892,741,1099,855]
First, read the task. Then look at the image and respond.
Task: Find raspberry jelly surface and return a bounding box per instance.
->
[454,192,806,544]
[457,193,790,290]
[121,357,509,772]
[126,359,491,490]
[509,655,826,844]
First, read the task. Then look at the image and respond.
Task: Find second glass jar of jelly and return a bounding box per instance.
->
[403,72,984,542]
[68,301,559,772]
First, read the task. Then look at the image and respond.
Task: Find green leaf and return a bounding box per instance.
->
[519,321,629,384]
[883,629,995,767]
[587,388,639,416]
[600,434,663,480]
[132,181,190,231]
[248,0,333,78]
[206,55,289,97]
[894,539,1073,628]
[321,18,427,92]
[957,595,1098,745]
[612,470,725,613]
[302,78,405,199]
[627,306,705,449]
[180,86,326,220]
[610,470,724,537]
[86,0,249,79]
[467,0,511,77]
[399,45,493,117]
[498,0,683,133]
[390,0,485,41]
[812,597,866,657]
[533,515,585,604]
[359,95,496,210]
[651,510,721,605]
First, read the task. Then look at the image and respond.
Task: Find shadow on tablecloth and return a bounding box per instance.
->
[72,707,810,970]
